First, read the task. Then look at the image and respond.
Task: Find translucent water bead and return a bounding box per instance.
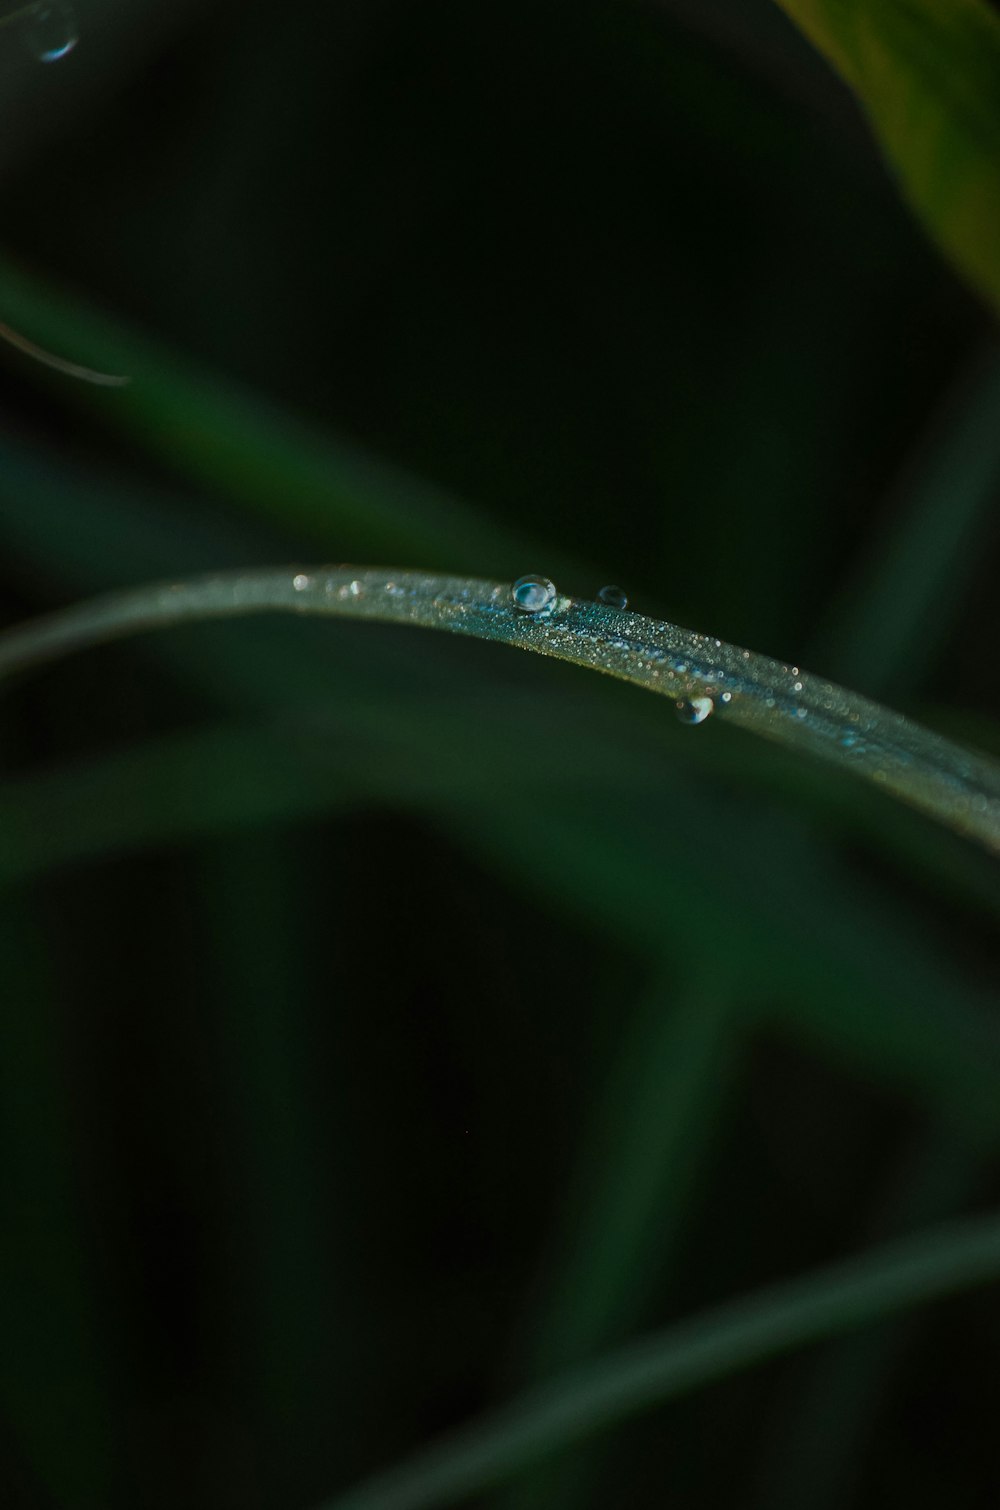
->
[512,574,556,613]
[23,1,78,61]
[597,584,628,609]
[675,696,714,725]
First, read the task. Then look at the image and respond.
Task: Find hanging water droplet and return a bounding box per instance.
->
[23,1,78,62]
[597,584,628,609]
[512,574,556,613]
[675,696,714,725]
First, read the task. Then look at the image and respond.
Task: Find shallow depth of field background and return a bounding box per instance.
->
[0,1,999,1507]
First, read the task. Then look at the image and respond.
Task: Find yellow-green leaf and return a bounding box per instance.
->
[774,0,1000,316]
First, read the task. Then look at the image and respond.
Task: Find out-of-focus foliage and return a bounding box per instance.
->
[774,0,1000,315]
[0,3,998,1510]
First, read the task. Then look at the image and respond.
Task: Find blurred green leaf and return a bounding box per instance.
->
[200,834,353,1500]
[501,969,738,1510]
[0,252,575,578]
[814,349,1000,696]
[319,1212,1000,1510]
[756,314,1000,1510]
[773,0,1000,314]
[4,706,1000,1146]
[758,1123,985,1510]
[0,901,116,1509]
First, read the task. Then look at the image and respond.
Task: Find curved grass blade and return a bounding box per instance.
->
[0,319,131,387]
[773,0,1000,314]
[1,565,999,854]
[315,1212,1000,1510]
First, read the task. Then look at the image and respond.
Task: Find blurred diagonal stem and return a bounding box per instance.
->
[1,565,999,854]
[0,321,131,387]
[317,1213,1000,1510]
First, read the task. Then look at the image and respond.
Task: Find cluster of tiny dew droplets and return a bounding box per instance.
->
[293,572,370,600]
[510,574,728,726]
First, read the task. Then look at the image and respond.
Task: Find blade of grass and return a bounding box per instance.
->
[2,565,999,854]
[313,1212,1000,1510]
[813,348,1000,696]
[3,565,1000,1151]
[500,968,737,1510]
[521,973,737,1371]
[3,423,1000,931]
[2,458,999,1181]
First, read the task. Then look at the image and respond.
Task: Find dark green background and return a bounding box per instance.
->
[0,1,998,1507]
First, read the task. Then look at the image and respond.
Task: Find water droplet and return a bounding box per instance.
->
[675,696,714,725]
[348,579,363,597]
[512,574,556,613]
[23,1,78,62]
[292,573,310,591]
[597,584,628,609]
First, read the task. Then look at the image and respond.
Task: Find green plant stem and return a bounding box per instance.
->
[316,1213,1000,1510]
[2,565,999,853]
